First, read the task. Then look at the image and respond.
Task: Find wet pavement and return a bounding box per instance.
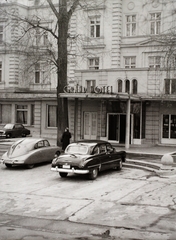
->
[0,139,176,239]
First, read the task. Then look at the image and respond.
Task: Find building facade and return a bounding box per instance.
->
[0,0,176,146]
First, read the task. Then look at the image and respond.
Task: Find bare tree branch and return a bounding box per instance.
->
[46,0,60,19]
[68,0,80,21]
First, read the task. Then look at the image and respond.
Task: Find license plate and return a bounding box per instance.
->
[63,164,70,169]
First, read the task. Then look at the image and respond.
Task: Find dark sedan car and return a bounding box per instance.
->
[0,123,30,138]
[51,140,126,180]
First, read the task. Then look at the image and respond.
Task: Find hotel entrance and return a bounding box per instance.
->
[108,114,126,143]
[84,112,97,140]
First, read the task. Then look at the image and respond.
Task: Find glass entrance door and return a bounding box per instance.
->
[108,114,119,142]
[84,112,97,139]
[163,114,176,139]
[108,114,126,143]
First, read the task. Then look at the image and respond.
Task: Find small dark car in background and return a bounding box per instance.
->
[0,123,30,138]
[51,140,126,180]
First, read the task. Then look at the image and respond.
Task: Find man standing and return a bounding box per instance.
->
[61,127,71,150]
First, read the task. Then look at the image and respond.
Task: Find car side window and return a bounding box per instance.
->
[106,144,113,152]
[37,141,44,148]
[99,144,106,153]
[92,146,99,155]
[15,124,22,129]
[44,140,50,147]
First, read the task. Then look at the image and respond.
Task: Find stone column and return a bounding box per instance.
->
[125,98,131,149]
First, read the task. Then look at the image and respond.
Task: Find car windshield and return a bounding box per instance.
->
[4,124,14,129]
[66,144,89,155]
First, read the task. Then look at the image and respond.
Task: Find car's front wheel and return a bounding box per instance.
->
[5,163,12,168]
[59,172,68,178]
[22,133,26,137]
[88,168,98,180]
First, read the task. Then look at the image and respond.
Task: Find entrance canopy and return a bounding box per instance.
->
[59,92,141,100]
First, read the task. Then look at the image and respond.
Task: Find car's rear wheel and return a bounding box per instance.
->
[27,164,34,169]
[88,168,98,180]
[59,172,68,178]
[6,133,11,138]
[5,163,12,168]
[117,160,122,171]
[113,160,123,171]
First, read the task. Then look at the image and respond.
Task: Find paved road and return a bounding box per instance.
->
[0,156,176,240]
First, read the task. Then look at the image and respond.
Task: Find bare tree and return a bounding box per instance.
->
[1,0,109,144]
[47,0,80,145]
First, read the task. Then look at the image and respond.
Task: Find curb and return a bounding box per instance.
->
[123,159,176,177]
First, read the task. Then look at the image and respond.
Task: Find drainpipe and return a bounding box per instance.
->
[74,98,78,141]
[125,97,131,149]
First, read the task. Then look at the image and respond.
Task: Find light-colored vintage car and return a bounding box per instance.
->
[1,138,61,169]
[51,140,126,180]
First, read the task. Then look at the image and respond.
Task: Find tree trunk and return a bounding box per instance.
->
[57,0,69,146]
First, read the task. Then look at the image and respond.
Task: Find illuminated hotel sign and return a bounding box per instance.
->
[64,84,113,94]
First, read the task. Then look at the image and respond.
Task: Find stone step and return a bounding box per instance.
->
[126,159,161,170]
[126,152,162,159]
[123,159,161,172]
[123,163,158,172]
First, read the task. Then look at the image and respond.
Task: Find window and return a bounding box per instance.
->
[35,27,48,45]
[88,58,99,70]
[31,104,35,125]
[47,105,57,127]
[86,80,96,93]
[150,13,161,35]
[132,79,137,94]
[43,31,48,45]
[37,141,44,148]
[106,143,113,152]
[124,57,136,68]
[34,62,49,84]
[163,114,176,139]
[14,124,23,129]
[44,140,50,147]
[93,146,99,155]
[90,17,100,38]
[35,63,40,83]
[126,15,136,36]
[0,104,11,123]
[0,62,2,82]
[0,26,3,44]
[125,80,130,93]
[16,105,28,124]
[149,56,161,69]
[99,144,106,153]
[165,79,176,94]
[117,80,122,93]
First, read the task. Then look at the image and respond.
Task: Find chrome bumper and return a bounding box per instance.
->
[1,160,24,165]
[51,166,89,174]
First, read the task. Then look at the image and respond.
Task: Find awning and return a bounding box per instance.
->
[58,92,141,100]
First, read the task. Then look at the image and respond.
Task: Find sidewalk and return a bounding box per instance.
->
[1,138,176,158]
[114,144,176,159]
